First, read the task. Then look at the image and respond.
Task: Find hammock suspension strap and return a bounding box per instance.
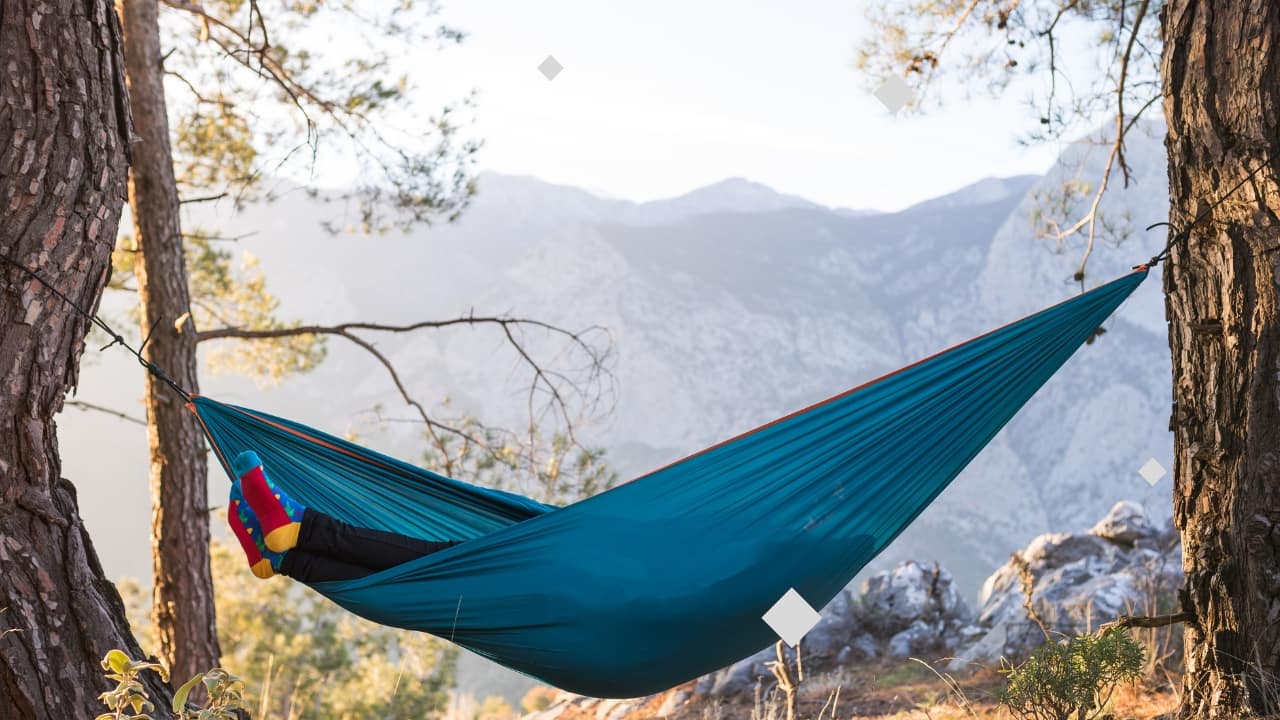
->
[0,253,191,402]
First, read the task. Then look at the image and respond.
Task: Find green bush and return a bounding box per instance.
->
[96,650,168,720]
[998,628,1146,720]
[119,532,457,720]
[521,686,557,713]
[96,649,246,720]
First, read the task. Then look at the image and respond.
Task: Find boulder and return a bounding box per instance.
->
[704,645,780,697]
[800,589,861,657]
[849,632,879,661]
[948,621,1009,670]
[949,500,1182,669]
[1020,532,1111,568]
[888,619,942,658]
[1090,501,1159,545]
[861,560,971,635]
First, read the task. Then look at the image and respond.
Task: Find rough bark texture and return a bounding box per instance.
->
[0,1,174,717]
[1161,3,1280,717]
[120,0,221,685]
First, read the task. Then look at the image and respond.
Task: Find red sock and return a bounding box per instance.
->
[238,462,302,552]
[228,503,274,579]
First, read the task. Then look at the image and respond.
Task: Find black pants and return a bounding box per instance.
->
[278,508,461,583]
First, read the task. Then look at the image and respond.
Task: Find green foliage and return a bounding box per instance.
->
[105,0,479,381]
[172,668,249,720]
[872,659,935,689]
[116,535,458,720]
[107,2,610,490]
[160,0,479,232]
[97,649,252,720]
[856,1,1160,132]
[97,650,168,720]
[857,0,1159,280]
[107,230,326,385]
[185,234,327,383]
[521,686,557,713]
[174,106,257,192]
[998,628,1146,720]
[474,694,517,720]
[210,537,456,719]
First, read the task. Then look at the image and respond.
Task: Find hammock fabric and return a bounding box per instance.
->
[191,267,1149,698]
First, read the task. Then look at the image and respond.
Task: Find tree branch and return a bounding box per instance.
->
[195,315,614,479]
[195,315,602,342]
[179,192,227,205]
[1039,0,1151,285]
[163,68,227,107]
[1099,611,1195,633]
[63,400,147,426]
[1038,1,1081,137]
[159,0,476,234]
[182,230,256,243]
[161,0,321,138]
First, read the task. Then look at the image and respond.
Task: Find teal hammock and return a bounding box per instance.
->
[191,267,1149,698]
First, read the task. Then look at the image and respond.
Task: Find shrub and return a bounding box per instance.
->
[96,650,168,720]
[118,534,458,719]
[521,686,558,713]
[474,694,517,720]
[998,628,1145,720]
[96,649,247,720]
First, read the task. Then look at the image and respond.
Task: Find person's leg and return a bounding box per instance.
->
[277,550,374,583]
[232,449,462,578]
[296,507,462,571]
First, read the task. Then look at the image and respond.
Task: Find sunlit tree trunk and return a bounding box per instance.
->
[1161,3,1280,717]
[120,0,220,684]
[0,1,173,716]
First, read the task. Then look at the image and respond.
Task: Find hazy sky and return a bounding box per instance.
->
[407,0,1068,212]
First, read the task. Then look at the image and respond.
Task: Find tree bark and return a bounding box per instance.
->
[1161,3,1280,717]
[120,0,221,684]
[0,1,174,717]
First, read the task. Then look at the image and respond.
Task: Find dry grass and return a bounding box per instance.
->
[532,657,1181,720]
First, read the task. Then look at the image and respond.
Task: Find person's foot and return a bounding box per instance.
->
[234,450,306,553]
[227,481,283,579]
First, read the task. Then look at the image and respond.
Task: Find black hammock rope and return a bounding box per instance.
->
[1136,150,1277,270]
[1,152,1276,398]
[0,253,191,402]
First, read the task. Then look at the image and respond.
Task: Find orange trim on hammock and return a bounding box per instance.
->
[216,402,404,476]
[617,266,1150,488]
[187,267,1148,497]
[191,401,233,475]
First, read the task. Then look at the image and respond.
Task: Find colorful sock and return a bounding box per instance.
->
[233,450,306,553]
[227,481,284,579]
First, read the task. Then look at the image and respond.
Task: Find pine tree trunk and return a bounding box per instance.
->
[1161,3,1280,717]
[119,0,221,685]
[0,1,174,717]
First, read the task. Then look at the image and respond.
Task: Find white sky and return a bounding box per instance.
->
[401,0,1067,212]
